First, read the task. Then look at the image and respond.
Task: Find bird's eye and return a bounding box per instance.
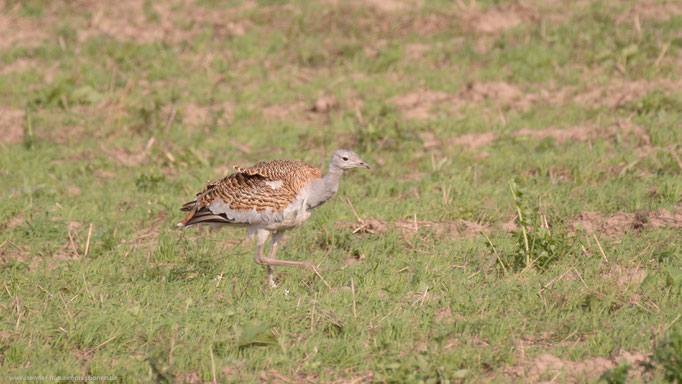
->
[342,157,348,161]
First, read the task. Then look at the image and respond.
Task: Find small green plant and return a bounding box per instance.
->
[598,363,630,384]
[235,321,277,348]
[654,325,682,383]
[136,173,165,191]
[506,180,565,271]
[23,108,34,149]
[376,353,467,384]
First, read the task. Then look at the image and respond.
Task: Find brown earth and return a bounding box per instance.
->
[572,79,682,110]
[404,43,431,60]
[424,119,649,154]
[0,108,25,145]
[447,132,498,151]
[0,58,39,75]
[391,78,682,121]
[0,2,53,49]
[617,0,682,22]
[604,264,648,288]
[461,3,540,34]
[311,95,339,113]
[3,213,25,230]
[73,0,253,44]
[164,102,234,131]
[571,206,682,237]
[262,102,308,120]
[506,351,649,382]
[340,218,489,240]
[390,90,451,120]
[390,81,541,120]
[514,120,650,146]
[101,144,148,167]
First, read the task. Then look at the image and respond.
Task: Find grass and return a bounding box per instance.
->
[1,0,681,382]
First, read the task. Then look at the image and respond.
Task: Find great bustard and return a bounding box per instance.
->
[178,149,369,287]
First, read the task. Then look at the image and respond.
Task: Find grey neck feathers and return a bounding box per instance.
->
[306,163,343,210]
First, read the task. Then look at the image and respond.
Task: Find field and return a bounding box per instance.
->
[1,0,681,382]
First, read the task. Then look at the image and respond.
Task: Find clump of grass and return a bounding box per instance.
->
[503,180,567,271]
[23,107,34,149]
[136,173,166,191]
[653,325,682,383]
[598,363,630,384]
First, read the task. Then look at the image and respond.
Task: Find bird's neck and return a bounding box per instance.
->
[306,164,343,210]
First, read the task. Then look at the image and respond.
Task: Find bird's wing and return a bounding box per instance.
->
[234,160,323,191]
[179,160,321,227]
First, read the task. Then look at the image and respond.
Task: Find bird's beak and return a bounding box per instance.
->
[359,162,370,169]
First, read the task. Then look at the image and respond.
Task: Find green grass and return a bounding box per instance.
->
[1,0,681,382]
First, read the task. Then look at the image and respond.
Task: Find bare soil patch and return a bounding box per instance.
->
[340,218,489,240]
[0,4,52,49]
[573,79,682,110]
[0,58,40,75]
[0,108,25,145]
[77,1,196,44]
[365,0,420,13]
[604,264,648,288]
[617,0,682,22]
[101,144,147,167]
[460,3,539,34]
[404,43,431,60]
[391,82,536,120]
[390,90,451,120]
[3,213,25,231]
[515,120,651,147]
[311,95,339,113]
[39,124,86,145]
[164,102,234,131]
[447,132,498,151]
[571,206,682,237]
[262,101,315,121]
[324,0,422,13]
[507,351,648,382]
[75,0,251,44]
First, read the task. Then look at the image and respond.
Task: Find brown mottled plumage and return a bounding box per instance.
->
[177,150,369,287]
[180,160,322,227]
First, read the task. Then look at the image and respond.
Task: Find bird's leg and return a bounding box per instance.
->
[253,229,273,286]
[258,231,313,283]
[263,231,283,287]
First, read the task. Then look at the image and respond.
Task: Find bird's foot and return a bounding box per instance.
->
[268,269,278,288]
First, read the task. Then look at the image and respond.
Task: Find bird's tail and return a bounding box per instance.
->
[177,207,232,228]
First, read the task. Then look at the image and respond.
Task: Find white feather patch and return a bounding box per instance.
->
[265,180,284,189]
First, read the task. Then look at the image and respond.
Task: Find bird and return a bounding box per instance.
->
[177,149,370,287]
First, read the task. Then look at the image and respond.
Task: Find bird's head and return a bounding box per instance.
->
[330,149,370,171]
